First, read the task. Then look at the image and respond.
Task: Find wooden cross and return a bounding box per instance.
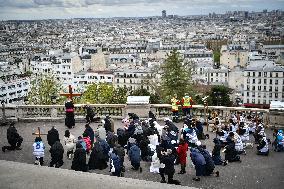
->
[32,127,48,138]
[60,85,82,101]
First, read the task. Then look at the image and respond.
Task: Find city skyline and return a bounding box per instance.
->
[0,0,283,20]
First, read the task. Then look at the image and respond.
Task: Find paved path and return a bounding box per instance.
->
[0,120,284,189]
[0,160,196,189]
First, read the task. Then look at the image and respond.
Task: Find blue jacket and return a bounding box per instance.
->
[129,144,141,164]
[190,148,206,166]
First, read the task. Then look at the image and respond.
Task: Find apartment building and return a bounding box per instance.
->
[243,60,284,106]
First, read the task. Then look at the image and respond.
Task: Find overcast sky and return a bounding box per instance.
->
[0,0,283,20]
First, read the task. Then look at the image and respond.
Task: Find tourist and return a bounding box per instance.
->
[71,143,87,172]
[33,137,45,166]
[257,134,269,156]
[47,126,59,147]
[64,130,76,159]
[160,149,180,184]
[176,138,188,174]
[65,98,75,129]
[109,150,122,177]
[128,143,142,172]
[84,124,95,147]
[2,122,23,152]
[190,148,206,181]
[49,139,64,168]
[88,142,108,170]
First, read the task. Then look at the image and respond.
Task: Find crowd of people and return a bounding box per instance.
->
[2,108,284,185]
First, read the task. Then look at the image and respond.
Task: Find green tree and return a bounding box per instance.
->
[27,74,63,105]
[213,50,221,66]
[207,85,233,106]
[80,83,128,104]
[160,49,192,101]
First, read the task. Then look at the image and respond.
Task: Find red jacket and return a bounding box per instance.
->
[177,142,189,164]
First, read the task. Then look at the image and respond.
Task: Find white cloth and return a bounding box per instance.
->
[33,142,45,158]
[241,125,250,142]
[234,133,244,152]
[148,134,159,147]
[97,126,106,140]
[64,134,76,152]
[150,152,161,173]
[260,137,269,153]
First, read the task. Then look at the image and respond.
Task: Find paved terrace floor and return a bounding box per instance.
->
[0,120,284,189]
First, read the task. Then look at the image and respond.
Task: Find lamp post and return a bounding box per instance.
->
[202,96,209,131]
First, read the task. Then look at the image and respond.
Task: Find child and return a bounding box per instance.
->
[33,137,45,166]
[64,130,76,159]
[176,138,188,174]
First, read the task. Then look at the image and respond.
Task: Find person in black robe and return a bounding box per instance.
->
[84,124,95,147]
[49,140,64,168]
[71,143,87,172]
[47,126,59,147]
[84,103,95,123]
[2,122,23,152]
[88,142,108,170]
[65,99,75,129]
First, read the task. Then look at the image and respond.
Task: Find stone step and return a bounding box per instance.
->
[0,160,197,189]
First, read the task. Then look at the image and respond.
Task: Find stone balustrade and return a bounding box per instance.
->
[1,103,271,125]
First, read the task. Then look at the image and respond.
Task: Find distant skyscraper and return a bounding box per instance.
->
[162,10,167,18]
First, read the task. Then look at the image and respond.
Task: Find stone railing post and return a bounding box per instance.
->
[50,107,58,118]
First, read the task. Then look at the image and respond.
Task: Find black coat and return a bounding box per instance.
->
[47,128,59,147]
[71,145,87,172]
[7,126,20,144]
[160,154,175,175]
[113,144,125,163]
[88,142,108,170]
[84,126,95,143]
[50,141,64,160]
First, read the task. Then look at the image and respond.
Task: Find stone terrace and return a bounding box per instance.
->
[1,120,284,189]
